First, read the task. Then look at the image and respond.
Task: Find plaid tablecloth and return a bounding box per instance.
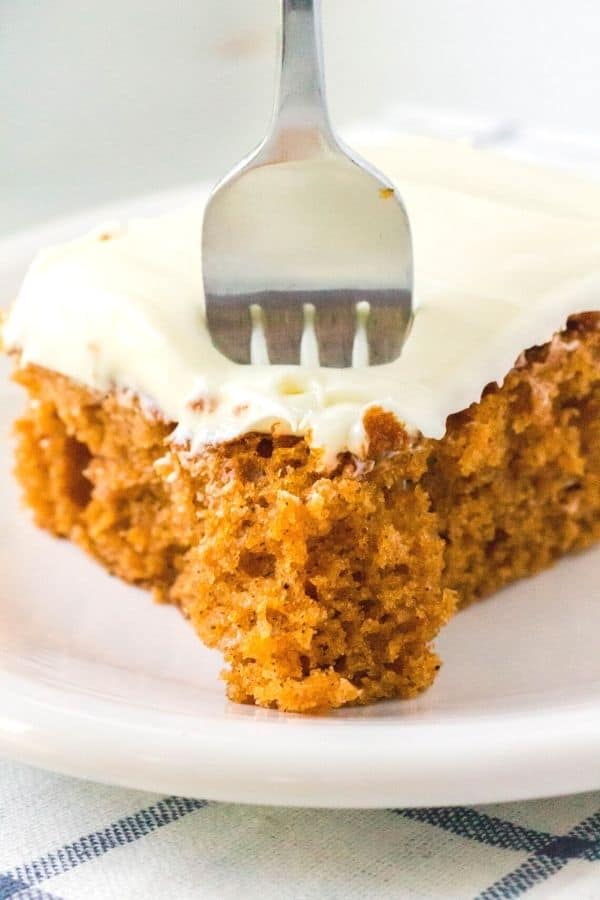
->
[1,759,600,899]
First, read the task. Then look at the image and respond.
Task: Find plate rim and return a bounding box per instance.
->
[1,667,600,808]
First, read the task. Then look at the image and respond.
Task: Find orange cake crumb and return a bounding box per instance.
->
[8,313,600,712]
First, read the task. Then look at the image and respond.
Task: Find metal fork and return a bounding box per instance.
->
[202,0,413,368]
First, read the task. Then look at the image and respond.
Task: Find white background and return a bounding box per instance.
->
[2,0,600,232]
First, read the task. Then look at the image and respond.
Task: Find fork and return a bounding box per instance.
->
[202,0,413,368]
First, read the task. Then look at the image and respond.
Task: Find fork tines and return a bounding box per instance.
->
[205,288,412,368]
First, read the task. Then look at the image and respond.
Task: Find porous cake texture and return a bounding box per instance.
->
[10,313,600,712]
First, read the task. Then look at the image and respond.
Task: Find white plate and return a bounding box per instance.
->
[1,194,600,810]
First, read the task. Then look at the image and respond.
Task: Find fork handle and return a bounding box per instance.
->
[267,0,337,156]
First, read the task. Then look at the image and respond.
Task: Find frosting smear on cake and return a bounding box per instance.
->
[4,136,600,464]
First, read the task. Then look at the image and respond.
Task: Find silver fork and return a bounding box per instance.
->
[202,0,413,368]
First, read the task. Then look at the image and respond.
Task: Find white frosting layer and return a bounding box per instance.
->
[4,136,600,465]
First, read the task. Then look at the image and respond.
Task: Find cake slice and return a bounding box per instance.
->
[4,137,600,712]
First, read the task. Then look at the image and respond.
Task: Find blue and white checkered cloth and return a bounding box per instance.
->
[1,759,600,899]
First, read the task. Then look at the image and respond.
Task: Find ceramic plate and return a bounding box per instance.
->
[1,192,599,809]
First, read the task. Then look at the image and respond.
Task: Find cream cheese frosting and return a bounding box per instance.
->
[4,136,600,466]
